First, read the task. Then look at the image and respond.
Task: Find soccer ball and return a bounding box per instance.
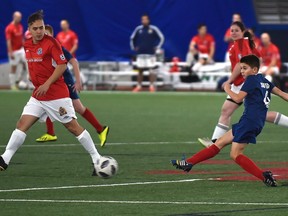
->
[95,156,118,178]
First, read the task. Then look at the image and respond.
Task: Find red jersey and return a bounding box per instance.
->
[258,43,281,68]
[56,30,78,56]
[229,38,261,86]
[191,34,215,54]
[5,22,24,51]
[24,34,69,101]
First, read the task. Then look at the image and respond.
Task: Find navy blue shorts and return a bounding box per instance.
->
[232,118,263,144]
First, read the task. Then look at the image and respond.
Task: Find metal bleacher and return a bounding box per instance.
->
[254,0,288,24]
[79,61,230,91]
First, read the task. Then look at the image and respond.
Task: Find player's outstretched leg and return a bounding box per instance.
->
[1,129,27,171]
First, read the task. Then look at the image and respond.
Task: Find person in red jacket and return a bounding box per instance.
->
[5,11,27,90]
[188,24,215,72]
[0,10,101,174]
[258,33,281,82]
[56,19,78,57]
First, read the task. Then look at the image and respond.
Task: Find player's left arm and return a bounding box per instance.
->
[224,82,247,103]
[272,86,288,101]
[209,40,215,60]
[69,58,82,92]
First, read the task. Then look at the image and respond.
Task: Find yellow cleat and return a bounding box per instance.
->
[98,126,109,147]
[36,133,57,142]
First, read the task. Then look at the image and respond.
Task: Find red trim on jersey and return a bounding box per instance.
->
[24,34,69,101]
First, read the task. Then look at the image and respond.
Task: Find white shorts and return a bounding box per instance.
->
[136,54,157,68]
[8,48,26,66]
[226,83,244,101]
[22,97,77,124]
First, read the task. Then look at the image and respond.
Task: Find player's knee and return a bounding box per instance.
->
[74,105,84,114]
[64,120,83,136]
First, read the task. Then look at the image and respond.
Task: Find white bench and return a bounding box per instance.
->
[80,61,230,90]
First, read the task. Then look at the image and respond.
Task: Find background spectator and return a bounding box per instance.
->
[258,33,281,82]
[188,23,215,72]
[130,14,164,92]
[5,11,27,90]
[56,20,79,57]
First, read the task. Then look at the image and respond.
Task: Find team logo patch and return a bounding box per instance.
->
[59,107,67,116]
[37,48,42,55]
[238,54,242,59]
[148,29,153,34]
[60,54,65,61]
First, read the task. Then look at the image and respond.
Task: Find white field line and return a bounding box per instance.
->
[0,179,205,193]
[0,199,288,206]
[0,140,286,148]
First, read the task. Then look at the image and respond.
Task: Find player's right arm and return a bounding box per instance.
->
[272,86,288,102]
[224,82,247,103]
[5,27,14,59]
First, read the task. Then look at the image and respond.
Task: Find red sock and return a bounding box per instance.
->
[81,108,103,133]
[46,117,55,135]
[235,154,264,180]
[186,144,220,165]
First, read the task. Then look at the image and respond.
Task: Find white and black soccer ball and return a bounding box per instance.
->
[95,156,118,178]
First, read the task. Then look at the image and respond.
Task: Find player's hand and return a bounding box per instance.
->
[223,82,231,92]
[73,80,83,93]
[35,83,50,97]
[221,80,231,89]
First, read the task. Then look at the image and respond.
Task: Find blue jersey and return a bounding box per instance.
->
[130,25,164,55]
[232,74,274,143]
[62,47,79,100]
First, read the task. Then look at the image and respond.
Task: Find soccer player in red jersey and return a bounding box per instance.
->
[56,20,78,57]
[258,33,281,82]
[35,25,109,147]
[198,21,288,147]
[223,13,242,62]
[0,10,101,174]
[5,11,27,90]
[188,24,215,72]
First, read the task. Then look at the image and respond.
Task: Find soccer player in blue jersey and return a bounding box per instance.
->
[172,54,288,187]
[36,25,109,147]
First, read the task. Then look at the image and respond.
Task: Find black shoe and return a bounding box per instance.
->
[171,159,193,172]
[0,156,8,171]
[263,171,277,187]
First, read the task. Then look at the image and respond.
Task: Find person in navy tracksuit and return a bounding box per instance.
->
[130,14,164,92]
